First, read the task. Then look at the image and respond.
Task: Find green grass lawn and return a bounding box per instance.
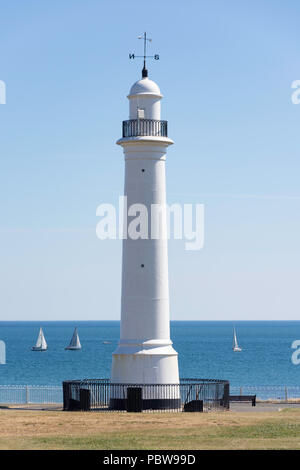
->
[1,407,300,450]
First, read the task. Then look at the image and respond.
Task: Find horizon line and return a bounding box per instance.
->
[0,319,299,323]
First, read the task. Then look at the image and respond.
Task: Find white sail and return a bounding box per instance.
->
[233,328,238,348]
[233,327,242,351]
[32,327,47,351]
[65,327,81,350]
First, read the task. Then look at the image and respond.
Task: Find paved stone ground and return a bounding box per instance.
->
[0,404,63,411]
[2,402,300,412]
[230,402,300,412]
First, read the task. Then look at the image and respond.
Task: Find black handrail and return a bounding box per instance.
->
[122,119,168,138]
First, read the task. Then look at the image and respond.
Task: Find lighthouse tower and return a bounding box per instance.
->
[110,54,179,407]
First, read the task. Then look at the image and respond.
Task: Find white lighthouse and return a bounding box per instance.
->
[110,48,179,408]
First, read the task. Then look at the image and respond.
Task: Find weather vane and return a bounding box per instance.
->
[129,32,159,78]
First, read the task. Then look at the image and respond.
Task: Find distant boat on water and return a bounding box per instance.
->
[31,327,47,351]
[65,327,81,350]
[233,327,242,352]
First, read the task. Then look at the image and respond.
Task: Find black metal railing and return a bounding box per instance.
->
[122,119,168,138]
[63,378,230,413]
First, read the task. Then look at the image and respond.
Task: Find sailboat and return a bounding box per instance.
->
[233,327,242,352]
[65,327,81,350]
[31,327,47,351]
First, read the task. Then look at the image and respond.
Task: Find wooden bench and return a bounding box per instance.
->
[229,395,256,406]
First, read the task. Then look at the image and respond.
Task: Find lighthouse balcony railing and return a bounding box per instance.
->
[122,119,168,138]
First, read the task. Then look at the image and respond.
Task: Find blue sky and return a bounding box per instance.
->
[0,0,299,320]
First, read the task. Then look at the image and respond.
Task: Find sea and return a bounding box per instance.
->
[0,321,299,387]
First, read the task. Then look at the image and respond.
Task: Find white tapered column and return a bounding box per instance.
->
[110,77,179,404]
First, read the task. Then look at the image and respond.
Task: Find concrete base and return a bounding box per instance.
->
[111,340,180,384]
[110,342,180,410]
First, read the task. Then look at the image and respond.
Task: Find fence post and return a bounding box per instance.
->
[240,387,243,395]
[25,386,29,404]
[285,386,288,402]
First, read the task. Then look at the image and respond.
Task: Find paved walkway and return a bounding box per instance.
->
[0,404,62,411]
[1,402,300,412]
[230,402,300,412]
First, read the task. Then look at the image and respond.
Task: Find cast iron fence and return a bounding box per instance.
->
[122,119,168,138]
[1,384,299,406]
[63,378,229,412]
